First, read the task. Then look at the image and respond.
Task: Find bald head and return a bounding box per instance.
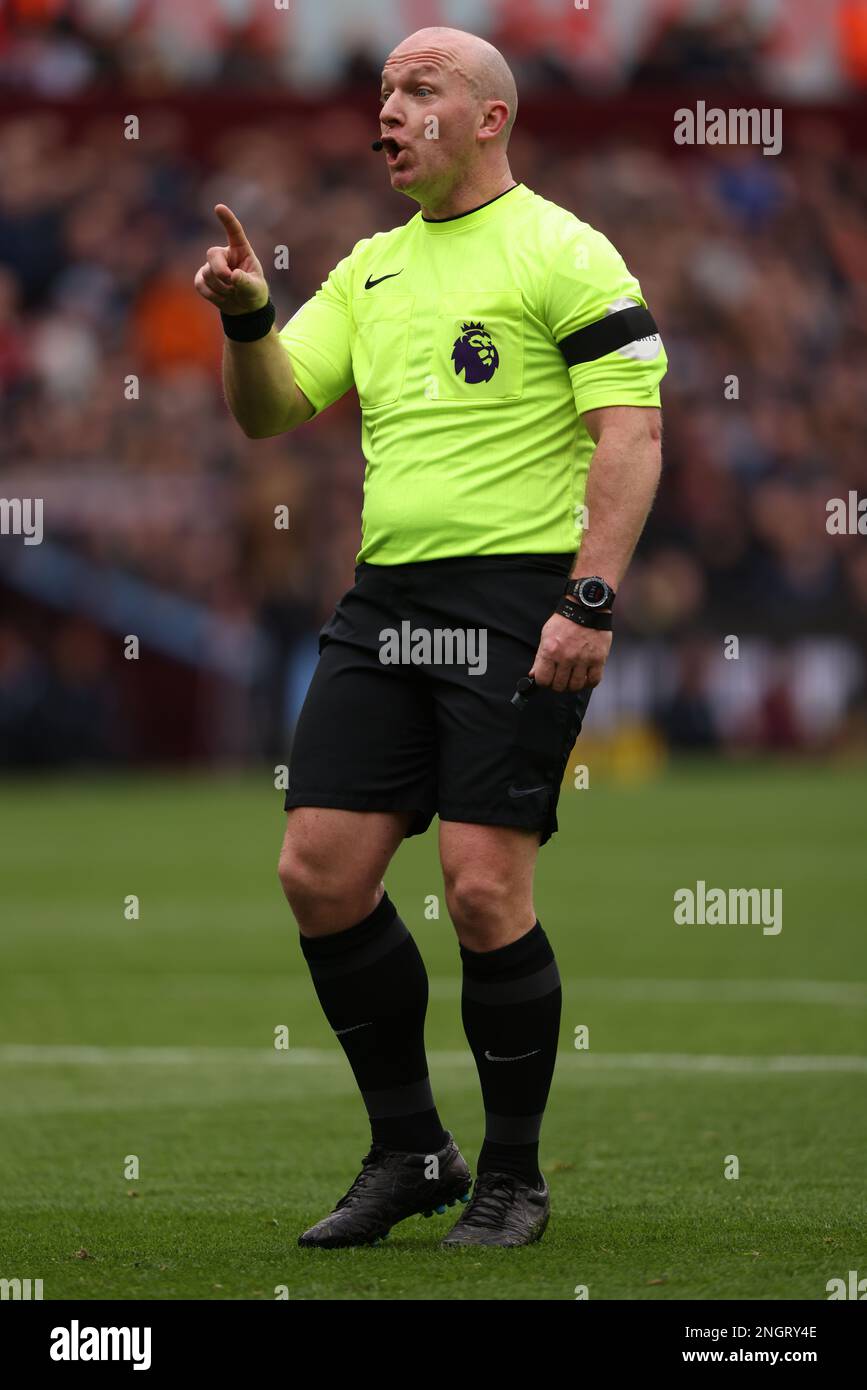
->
[384,27,517,145]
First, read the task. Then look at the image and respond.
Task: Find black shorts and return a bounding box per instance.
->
[284,553,592,845]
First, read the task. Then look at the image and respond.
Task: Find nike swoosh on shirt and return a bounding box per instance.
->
[364,271,403,289]
[507,785,549,798]
[335,1022,373,1036]
[484,1048,542,1063]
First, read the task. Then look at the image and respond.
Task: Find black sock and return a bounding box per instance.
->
[300,892,447,1155]
[460,921,561,1187]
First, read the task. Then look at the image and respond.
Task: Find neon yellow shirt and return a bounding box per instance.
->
[278,183,666,564]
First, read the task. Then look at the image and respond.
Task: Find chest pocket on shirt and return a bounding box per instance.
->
[351,294,414,408]
[434,290,524,402]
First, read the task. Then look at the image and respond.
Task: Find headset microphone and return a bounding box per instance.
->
[371,140,384,151]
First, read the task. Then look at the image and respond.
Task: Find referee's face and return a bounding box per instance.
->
[378,44,482,203]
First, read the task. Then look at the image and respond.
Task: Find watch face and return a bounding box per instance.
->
[577,577,609,608]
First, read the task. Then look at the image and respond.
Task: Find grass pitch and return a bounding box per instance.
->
[0,762,865,1300]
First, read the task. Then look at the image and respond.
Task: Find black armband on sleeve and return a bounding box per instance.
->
[557,306,658,367]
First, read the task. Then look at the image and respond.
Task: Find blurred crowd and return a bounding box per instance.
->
[1,91,867,763]
[2,0,867,98]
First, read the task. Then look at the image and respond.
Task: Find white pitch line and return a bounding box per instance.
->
[569,1053,867,1074]
[431,978,867,1006]
[10,976,865,1007]
[574,979,867,1006]
[0,1046,865,1074]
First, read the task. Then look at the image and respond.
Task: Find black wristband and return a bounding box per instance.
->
[221,298,276,342]
[555,598,613,631]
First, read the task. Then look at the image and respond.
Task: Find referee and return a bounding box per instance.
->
[195,26,666,1249]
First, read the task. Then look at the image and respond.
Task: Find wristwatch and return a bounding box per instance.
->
[564,576,616,610]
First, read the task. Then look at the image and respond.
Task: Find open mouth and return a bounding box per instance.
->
[381,137,408,166]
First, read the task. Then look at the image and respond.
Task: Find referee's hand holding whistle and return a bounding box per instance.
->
[529,611,613,695]
[194,204,269,314]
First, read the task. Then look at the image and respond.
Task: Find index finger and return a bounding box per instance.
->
[214,204,249,250]
[529,654,555,686]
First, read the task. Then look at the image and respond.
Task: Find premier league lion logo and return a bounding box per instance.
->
[451,321,500,384]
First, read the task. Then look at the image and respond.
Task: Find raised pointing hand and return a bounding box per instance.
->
[194,204,269,316]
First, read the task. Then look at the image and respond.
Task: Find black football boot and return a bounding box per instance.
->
[298,1132,472,1249]
[440,1170,550,1247]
